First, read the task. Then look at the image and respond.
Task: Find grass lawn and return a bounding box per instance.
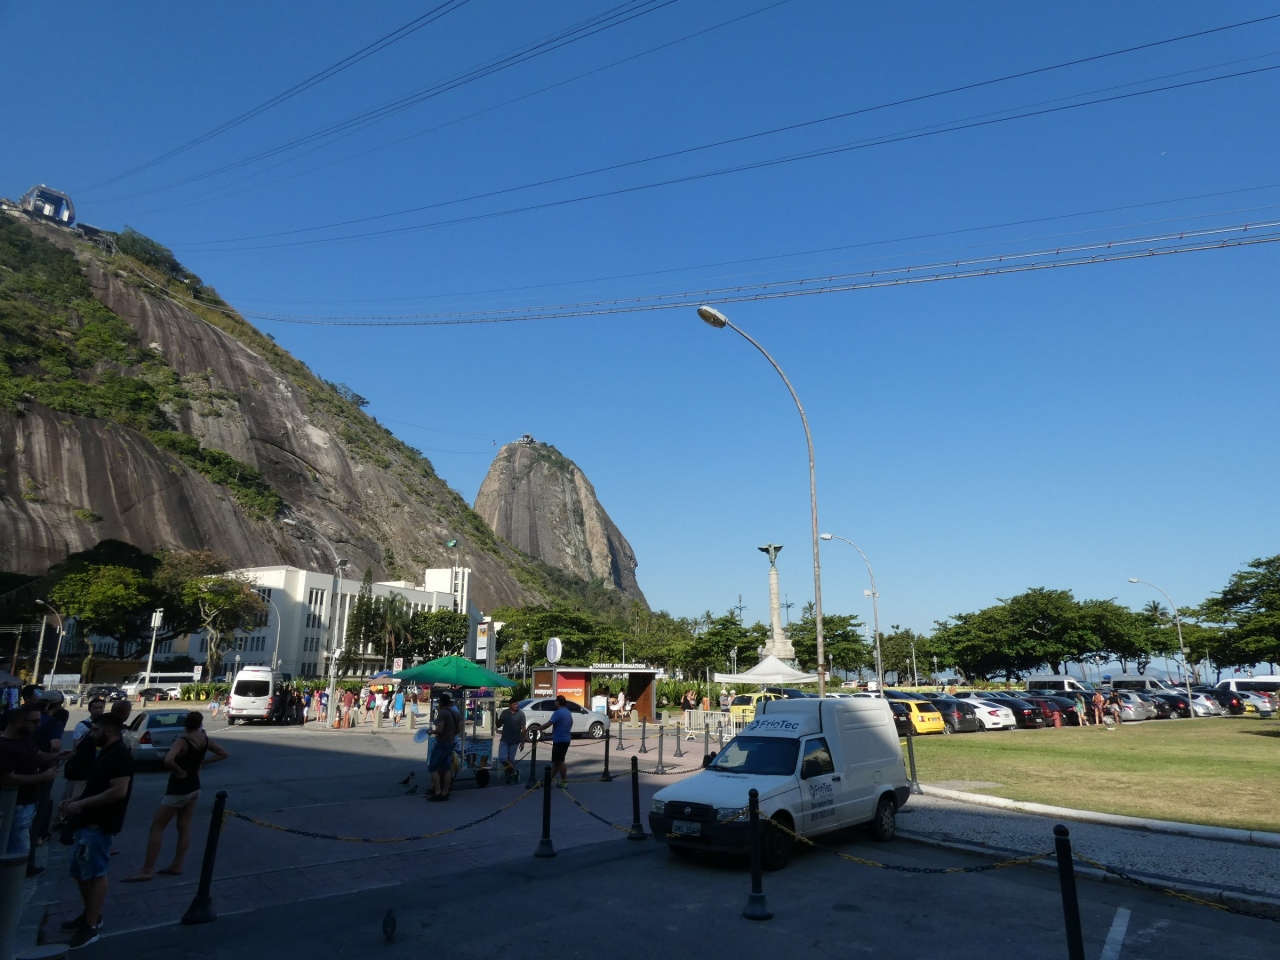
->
[911,717,1280,833]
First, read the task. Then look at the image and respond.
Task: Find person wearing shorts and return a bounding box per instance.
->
[59,711,135,949]
[496,700,526,784]
[548,696,573,785]
[428,694,460,802]
[124,711,228,883]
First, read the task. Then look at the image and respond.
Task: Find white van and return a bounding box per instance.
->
[1109,675,1177,694]
[121,671,198,697]
[648,697,908,869]
[1024,675,1095,694]
[226,665,283,724]
[1216,676,1280,696]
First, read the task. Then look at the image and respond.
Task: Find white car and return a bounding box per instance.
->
[948,692,1017,729]
[1189,693,1224,717]
[518,698,608,740]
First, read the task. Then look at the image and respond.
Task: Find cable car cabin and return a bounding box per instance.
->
[18,185,75,226]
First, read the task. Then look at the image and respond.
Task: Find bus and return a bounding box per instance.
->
[120,671,199,697]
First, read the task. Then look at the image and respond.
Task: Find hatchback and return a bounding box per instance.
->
[930,698,982,734]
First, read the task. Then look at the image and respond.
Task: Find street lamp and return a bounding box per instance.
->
[264,593,284,672]
[819,534,883,692]
[697,305,827,696]
[1128,578,1196,713]
[282,517,348,728]
[34,599,63,689]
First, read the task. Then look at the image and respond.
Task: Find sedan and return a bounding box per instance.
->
[983,694,1046,728]
[1237,691,1276,718]
[1021,694,1081,726]
[518,698,608,740]
[889,700,915,738]
[930,698,982,734]
[1207,689,1246,715]
[1188,693,1224,717]
[124,709,192,765]
[972,701,1018,730]
[1151,693,1193,719]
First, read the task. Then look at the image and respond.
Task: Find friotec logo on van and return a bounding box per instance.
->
[744,718,801,733]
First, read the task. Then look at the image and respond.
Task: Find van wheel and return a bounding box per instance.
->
[869,795,896,841]
[588,721,605,739]
[942,721,954,735]
[226,717,236,726]
[761,817,793,871]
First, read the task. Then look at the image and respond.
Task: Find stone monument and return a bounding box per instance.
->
[758,544,795,660]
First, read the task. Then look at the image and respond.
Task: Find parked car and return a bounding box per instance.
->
[1236,690,1275,718]
[136,687,175,702]
[1021,694,1081,726]
[889,700,915,738]
[1151,693,1193,719]
[980,693,1046,728]
[883,689,930,701]
[902,700,946,735]
[1138,693,1175,719]
[1112,691,1154,721]
[1202,688,1246,715]
[762,687,819,700]
[518,698,608,739]
[729,692,783,723]
[930,698,982,734]
[971,700,1018,730]
[1188,693,1224,717]
[124,709,192,765]
[84,685,127,703]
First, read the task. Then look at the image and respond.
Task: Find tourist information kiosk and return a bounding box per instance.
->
[530,664,659,721]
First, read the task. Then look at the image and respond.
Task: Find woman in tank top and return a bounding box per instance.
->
[123,712,228,882]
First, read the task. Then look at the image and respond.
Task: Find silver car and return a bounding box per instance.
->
[1189,693,1224,717]
[125,709,193,764]
[1237,691,1276,718]
[518,698,608,740]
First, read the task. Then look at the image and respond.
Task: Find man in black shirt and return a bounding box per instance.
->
[58,711,135,949]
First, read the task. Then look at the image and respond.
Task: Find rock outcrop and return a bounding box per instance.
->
[474,438,645,606]
[0,214,603,614]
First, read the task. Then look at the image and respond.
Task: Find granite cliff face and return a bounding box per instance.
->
[0,213,593,613]
[473,439,645,606]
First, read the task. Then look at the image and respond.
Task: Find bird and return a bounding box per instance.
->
[398,772,415,785]
[382,908,396,942]
[405,784,417,795]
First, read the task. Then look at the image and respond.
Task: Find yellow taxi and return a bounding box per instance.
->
[905,700,946,735]
[728,692,783,722]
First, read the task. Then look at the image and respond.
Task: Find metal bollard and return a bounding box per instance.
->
[742,788,772,920]
[1053,825,1086,960]
[601,730,613,782]
[654,725,667,775]
[717,721,725,746]
[628,756,646,841]
[534,765,556,858]
[525,732,540,789]
[639,717,649,753]
[408,709,416,730]
[0,786,16,848]
[374,709,383,730]
[703,723,711,765]
[181,790,229,924]
[615,718,628,751]
[673,720,685,757]
[905,728,922,794]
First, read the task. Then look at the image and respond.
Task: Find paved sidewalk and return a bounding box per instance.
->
[901,792,1280,901]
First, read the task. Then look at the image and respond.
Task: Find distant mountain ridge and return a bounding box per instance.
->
[473,437,646,607]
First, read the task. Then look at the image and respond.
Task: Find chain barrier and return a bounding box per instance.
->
[767,818,1051,874]
[557,784,632,834]
[1072,853,1280,924]
[224,787,536,844]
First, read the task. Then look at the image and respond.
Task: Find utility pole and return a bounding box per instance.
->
[782,595,794,626]
[144,609,164,686]
[732,595,747,624]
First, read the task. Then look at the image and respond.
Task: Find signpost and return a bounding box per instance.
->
[393,657,404,672]
[546,636,562,664]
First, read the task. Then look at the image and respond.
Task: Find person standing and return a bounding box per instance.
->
[58,711,136,949]
[1091,690,1106,726]
[547,695,573,786]
[342,688,356,728]
[1075,692,1089,725]
[319,689,329,725]
[0,703,61,857]
[496,700,526,785]
[124,712,228,882]
[70,699,105,747]
[392,689,405,727]
[718,689,731,712]
[428,694,460,801]
[681,689,698,713]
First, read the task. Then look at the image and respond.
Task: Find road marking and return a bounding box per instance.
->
[1100,906,1131,960]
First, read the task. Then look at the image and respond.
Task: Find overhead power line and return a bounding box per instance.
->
[80,0,471,193]
[90,0,680,204]
[178,61,1280,253]
[219,219,1280,325]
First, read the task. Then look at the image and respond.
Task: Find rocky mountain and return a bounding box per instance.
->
[0,211,616,615]
[474,437,646,607]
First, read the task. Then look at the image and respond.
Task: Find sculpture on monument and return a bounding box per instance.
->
[758,544,795,661]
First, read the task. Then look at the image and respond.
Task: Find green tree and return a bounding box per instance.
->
[789,613,867,673]
[50,565,153,658]
[1200,554,1280,671]
[491,605,613,666]
[407,608,470,661]
[680,612,746,675]
[182,574,266,678]
[341,569,380,673]
[375,593,412,669]
[151,549,231,639]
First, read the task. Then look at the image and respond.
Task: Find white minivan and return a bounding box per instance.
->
[1024,675,1096,694]
[1109,675,1178,694]
[648,697,909,869]
[226,665,283,724]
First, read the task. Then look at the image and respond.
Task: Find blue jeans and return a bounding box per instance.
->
[4,803,34,856]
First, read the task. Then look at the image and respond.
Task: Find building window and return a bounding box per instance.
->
[306,588,327,629]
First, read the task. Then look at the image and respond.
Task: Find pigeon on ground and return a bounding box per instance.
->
[398,772,415,785]
[405,784,417,795]
[383,907,396,942]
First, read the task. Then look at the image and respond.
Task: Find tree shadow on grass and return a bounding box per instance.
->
[1237,728,1280,738]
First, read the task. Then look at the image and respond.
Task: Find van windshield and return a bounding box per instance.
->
[233,680,270,698]
[709,736,800,776]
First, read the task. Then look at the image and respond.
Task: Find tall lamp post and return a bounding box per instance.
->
[34,599,63,689]
[282,517,348,728]
[819,534,883,692]
[1128,578,1196,714]
[697,306,827,697]
[264,593,284,672]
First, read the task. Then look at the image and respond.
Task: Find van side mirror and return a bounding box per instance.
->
[702,751,717,769]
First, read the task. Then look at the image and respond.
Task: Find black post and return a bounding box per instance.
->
[534,765,556,858]
[525,731,539,789]
[628,755,646,840]
[673,719,685,758]
[1053,825,1086,960]
[906,728,921,794]
[703,722,710,765]
[639,717,648,753]
[742,788,772,920]
[181,790,228,925]
[601,730,613,782]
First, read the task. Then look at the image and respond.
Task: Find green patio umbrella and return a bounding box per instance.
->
[391,655,514,688]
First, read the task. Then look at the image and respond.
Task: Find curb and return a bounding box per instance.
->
[898,830,1280,921]
[919,785,1280,849]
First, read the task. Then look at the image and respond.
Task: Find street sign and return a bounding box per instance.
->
[393,657,404,672]
[150,609,164,629]
[546,636,562,664]
[193,665,203,680]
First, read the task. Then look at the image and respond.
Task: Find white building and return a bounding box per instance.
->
[189,565,482,680]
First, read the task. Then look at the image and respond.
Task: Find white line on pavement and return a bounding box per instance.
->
[1100,906,1131,960]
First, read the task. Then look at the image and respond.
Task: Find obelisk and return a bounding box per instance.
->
[758,544,794,660]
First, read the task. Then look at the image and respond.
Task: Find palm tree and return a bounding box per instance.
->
[1143,600,1170,622]
[376,594,412,671]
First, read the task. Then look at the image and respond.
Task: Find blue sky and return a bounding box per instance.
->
[4,1,1278,634]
